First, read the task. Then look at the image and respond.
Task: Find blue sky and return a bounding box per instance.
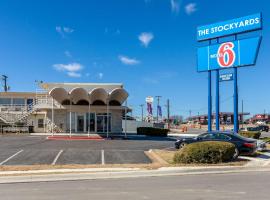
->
[0,0,269,118]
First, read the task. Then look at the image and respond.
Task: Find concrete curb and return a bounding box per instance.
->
[1,166,270,184]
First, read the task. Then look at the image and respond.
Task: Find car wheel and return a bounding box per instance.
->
[233,148,239,160]
[179,142,187,149]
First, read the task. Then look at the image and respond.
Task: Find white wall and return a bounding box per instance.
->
[122,120,153,133]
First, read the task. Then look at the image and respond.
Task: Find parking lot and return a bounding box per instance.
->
[0,136,175,165]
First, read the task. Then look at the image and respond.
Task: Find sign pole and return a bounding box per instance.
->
[216,69,220,131]
[208,70,212,132]
[233,67,239,133]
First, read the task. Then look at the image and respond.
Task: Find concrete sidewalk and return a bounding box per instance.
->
[1,165,270,184]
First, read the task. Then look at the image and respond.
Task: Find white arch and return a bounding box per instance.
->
[89,88,108,104]
[109,88,129,105]
[49,87,69,103]
[69,87,89,104]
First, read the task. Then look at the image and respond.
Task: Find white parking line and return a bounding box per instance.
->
[0,150,24,165]
[51,150,63,165]
[101,150,105,165]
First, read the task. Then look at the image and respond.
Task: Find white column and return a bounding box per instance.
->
[124,100,127,138]
[75,112,77,133]
[52,99,54,136]
[88,102,91,137]
[106,97,109,138]
[69,99,72,137]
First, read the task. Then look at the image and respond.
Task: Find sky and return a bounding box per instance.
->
[0,0,269,119]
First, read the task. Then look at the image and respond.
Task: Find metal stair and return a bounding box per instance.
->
[0,90,64,133]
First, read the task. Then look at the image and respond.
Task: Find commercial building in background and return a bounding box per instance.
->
[187,112,250,125]
[0,82,129,134]
[248,114,270,124]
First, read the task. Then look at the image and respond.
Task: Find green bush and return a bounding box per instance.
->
[239,131,261,139]
[137,127,169,137]
[173,141,236,164]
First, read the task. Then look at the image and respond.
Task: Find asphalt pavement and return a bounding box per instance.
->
[0,171,269,200]
[0,135,175,165]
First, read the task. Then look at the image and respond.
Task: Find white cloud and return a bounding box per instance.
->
[64,50,72,58]
[53,62,83,78]
[67,72,81,78]
[119,55,140,65]
[138,32,154,47]
[171,0,181,14]
[63,27,74,33]
[185,3,197,15]
[53,63,83,72]
[97,72,103,79]
[56,26,74,38]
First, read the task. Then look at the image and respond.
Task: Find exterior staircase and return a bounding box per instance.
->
[0,89,64,133]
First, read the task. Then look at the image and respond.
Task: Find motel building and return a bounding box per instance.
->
[0,82,129,135]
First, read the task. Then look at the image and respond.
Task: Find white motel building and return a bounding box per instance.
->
[0,82,129,135]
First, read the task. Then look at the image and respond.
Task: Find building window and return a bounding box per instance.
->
[13,98,25,105]
[38,119,44,128]
[0,98,12,105]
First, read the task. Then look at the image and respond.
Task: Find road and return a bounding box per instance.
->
[0,171,269,200]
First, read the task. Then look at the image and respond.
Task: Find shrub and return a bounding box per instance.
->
[173,141,236,164]
[239,131,261,139]
[137,127,169,137]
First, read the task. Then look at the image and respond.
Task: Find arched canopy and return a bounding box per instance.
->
[49,87,69,103]
[49,86,128,106]
[69,87,89,104]
[89,88,108,104]
[109,88,128,105]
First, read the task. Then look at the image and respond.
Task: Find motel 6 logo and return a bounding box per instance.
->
[217,42,236,68]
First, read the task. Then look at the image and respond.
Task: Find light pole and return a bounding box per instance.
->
[155,96,162,122]
[139,104,144,122]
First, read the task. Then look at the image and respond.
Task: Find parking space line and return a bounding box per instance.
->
[101,150,105,165]
[51,150,63,165]
[0,150,24,165]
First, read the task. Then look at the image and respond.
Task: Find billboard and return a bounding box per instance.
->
[197,36,261,72]
[197,13,262,41]
[219,73,233,82]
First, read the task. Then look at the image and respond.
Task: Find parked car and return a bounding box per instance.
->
[247,127,261,131]
[257,125,269,132]
[175,131,257,159]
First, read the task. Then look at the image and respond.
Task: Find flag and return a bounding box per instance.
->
[157,105,162,117]
[147,102,152,115]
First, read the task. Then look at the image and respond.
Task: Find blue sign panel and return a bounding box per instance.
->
[197,37,261,72]
[197,13,262,41]
[219,73,233,82]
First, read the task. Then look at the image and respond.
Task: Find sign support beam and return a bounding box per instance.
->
[234,67,239,133]
[216,70,220,131]
[208,71,212,132]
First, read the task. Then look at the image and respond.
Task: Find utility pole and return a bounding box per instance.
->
[166,99,170,123]
[1,75,9,92]
[155,96,162,122]
[139,104,144,122]
[241,100,244,129]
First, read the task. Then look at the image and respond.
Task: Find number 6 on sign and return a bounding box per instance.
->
[217,42,236,67]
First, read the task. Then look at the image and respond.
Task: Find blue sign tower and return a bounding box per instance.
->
[197,13,262,133]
